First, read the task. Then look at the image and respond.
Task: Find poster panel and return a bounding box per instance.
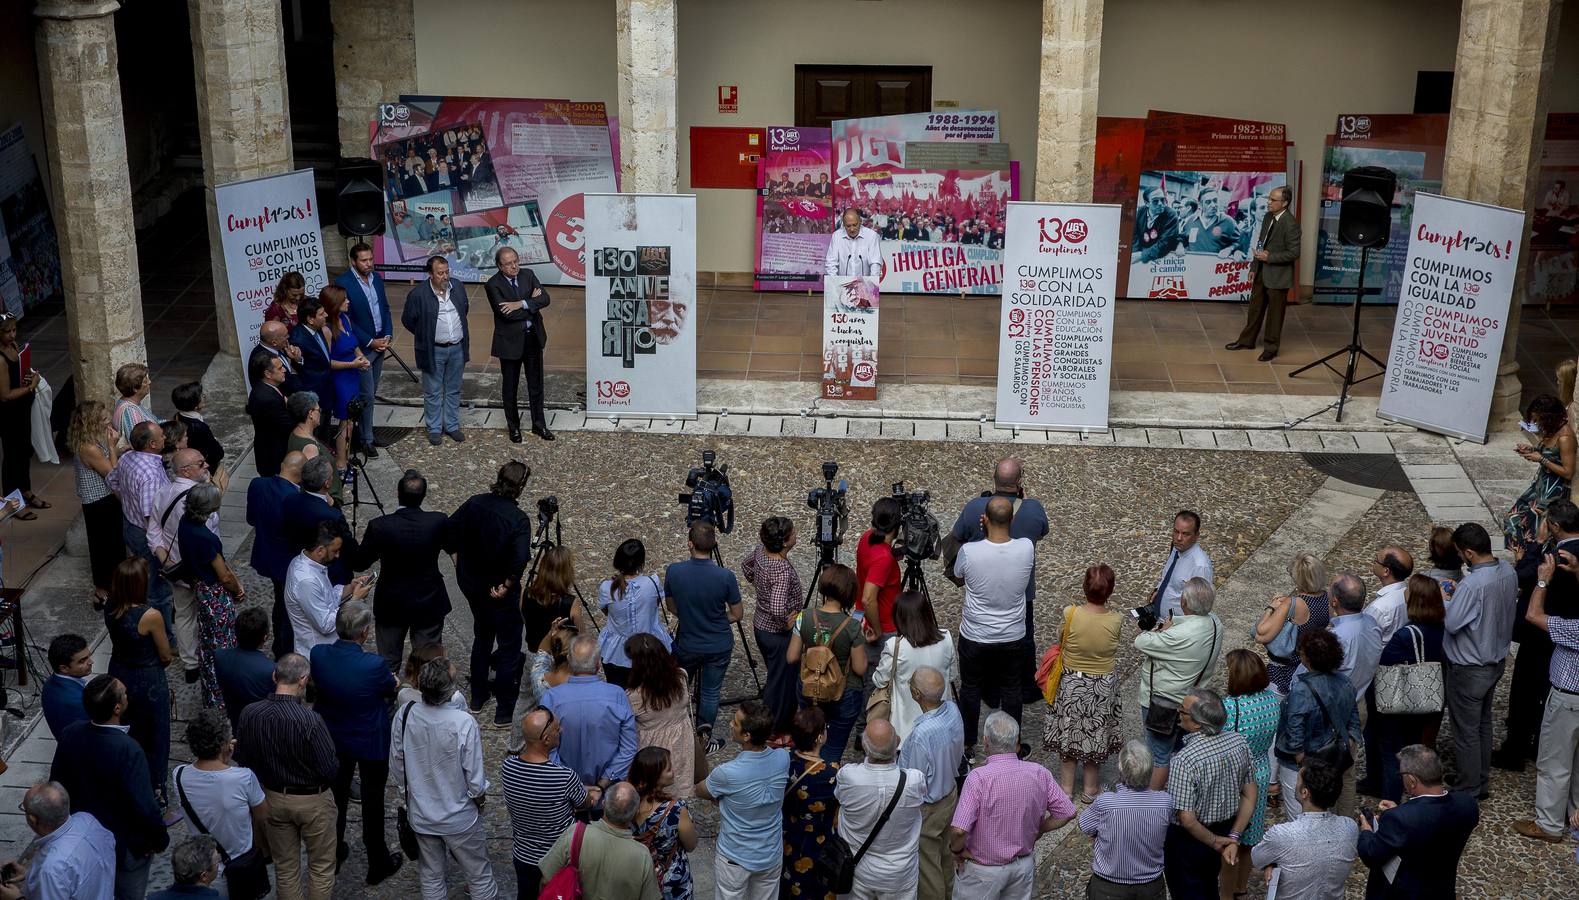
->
[1377,193,1525,442]
[1093,117,1145,297]
[995,202,1120,431]
[821,276,880,401]
[583,194,697,418]
[1529,113,1579,306]
[0,124,62,315]
[755,126,833,291]
[213,169,326,384]
[370,97,619,285]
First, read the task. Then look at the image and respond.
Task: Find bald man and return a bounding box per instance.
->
[1367,545,1415,643]
[954,496,1038,759]
[149,447,218,680]
[249,320,304,395]
[824,208,883,277]
[899,666,965,900]
[503,707,596,897]
[836,719,928,898]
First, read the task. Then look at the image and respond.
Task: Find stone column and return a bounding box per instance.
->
[330,0,417,159]
[1034,0,1104,203]
[34,0,147,409]
[188,0,295,356]
[1441,0,1565,424]
[615,0,678,193]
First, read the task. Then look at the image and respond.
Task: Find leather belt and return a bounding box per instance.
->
[277,785,328,795]
[1554,686,1579,698]
[434,340,460,347]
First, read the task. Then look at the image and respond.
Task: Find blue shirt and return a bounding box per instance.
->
[665,558,742,656]
[949,494,1049,600]
[705,747,790,872]
[1444,558,1518,666]
[898,701,964,804]
[542,676,638,784]
[1293,611,1383,700]
[1076,786,1172,884]
[215,648,275,731]
[26,811,116,900]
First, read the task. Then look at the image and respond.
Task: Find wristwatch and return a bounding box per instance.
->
[1538,580,1549,589]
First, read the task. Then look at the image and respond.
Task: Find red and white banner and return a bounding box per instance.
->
[821,276,880,401]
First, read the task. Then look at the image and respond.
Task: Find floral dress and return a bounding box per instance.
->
[1504,442,1570,548]
[782,755,840,899]
[635,798,692,900]
[1223,687,1283,846]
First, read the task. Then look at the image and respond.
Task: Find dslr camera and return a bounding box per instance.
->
[679,449,735,533]
[890,481,941,562]
[805,461,848,548]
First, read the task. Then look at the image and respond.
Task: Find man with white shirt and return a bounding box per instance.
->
[824,208,883,277]
[284,522,372,657]
[1367,546,1413,642]
[1226,185,1299,361]
[401,255,470,446]
[147,448,219,685]
[836,719,927,900]
[897,667,964,900]
[1148,511,1213,623]
[954,496,1036,758]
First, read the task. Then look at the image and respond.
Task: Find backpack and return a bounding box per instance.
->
[538,821,586,900]
[800,612,854,703]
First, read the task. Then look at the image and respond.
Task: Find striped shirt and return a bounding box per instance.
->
[741,547,803,632]
[1077,786,1171,884]
[233,694,340,792]
[106,450,169,527]
[951,753,1076,865]
[501,755,586,865]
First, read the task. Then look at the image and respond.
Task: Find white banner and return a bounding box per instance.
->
[821,276,880,400]
[994,202,1122,430]
[213,169,326,384]
[583,194,697,418]
[1377,192,1525,442]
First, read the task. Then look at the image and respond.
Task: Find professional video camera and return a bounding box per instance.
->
[536,495,560,530]
[890,481,941,563]
[805,461,848,550]
[678,449,735,534]
[345,395,366,423]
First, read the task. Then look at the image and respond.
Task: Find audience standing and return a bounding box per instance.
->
[178,483,243,709]
[629,747,698,900]
[113,362,155,443]
[214,608,276,732]
[284,521,372,657]
[246,450,304,658]
[67,399,124,605]
[1250,759,1357,900]
[146,836,223,900]
[898,666,964,900]
[1147,510,1213,623]
[1499,500,1579,770]
[1134,578,1224,788]
[1514,548,1579,843]
[103,558,174,808]
[1253,552,1330,697]
[41,633,91,740]
[171,381,226,480]
[172,710,270,900]
[625,633,697,797]
[787,563,868,761]
[1371,575,1448,803]
[1043,564,1124,802]
[955,496,1037,755]
[838,719,928,900]
[541,636,639,788]
[780,708,841,900]
[741,516,803,735]
[245,354,295,478]
[354,468,451,674]
[107,421,175,639]
[665,521,744,750]
[1077,741,1172,900]
[1356,745,1479,899]
[1276,629,1362,817]
[538,783,659,900]
[147,448,215,684]
[1161,689,1256,900]
[503,706,594,899]
[1442,523,1518,800]
[598,538,669,687]
[1421,525,1464,598]
[1219,650,1283,899]
[873,591,957,740]
[696,701,790,900]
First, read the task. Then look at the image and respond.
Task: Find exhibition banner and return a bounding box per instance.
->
[755,126,834,291]
[1529,113,1579,306]
[821,276,880,401]
[994,202,1121,431]
[213,169,326,381]
[1313,114,1447,305]
[1092,116,1145,297]
[1377,192,1524,442]
[583,194,697,419]
[0,124,61,316]
[370,97,619,285]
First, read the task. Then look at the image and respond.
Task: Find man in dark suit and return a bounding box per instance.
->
[51,675,171,899]
[215,607,277,731]
[1227,185,1301,361]
[353,469,451,673]
[282,456,358,585]
[245,353,294,477]
[400,256,470,446]
[249,320,305,395]
[310,602,404,885]
[335,242,394,458]
[484,247,554,442]
[289,296,335,412]
[247,450,304,658]
[42,632,91,739]
[1357,744,1479,899]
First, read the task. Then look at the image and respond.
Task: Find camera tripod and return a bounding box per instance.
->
[706,542,765,708]
[341,440,385,532]
[802,538,841,608]
[900,555,931,601]
[525,504,599,631]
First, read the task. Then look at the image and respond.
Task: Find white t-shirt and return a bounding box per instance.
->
[955,538,1035,643]
[173,764,265,863]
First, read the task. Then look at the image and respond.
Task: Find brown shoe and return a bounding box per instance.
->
[1513,819,1564,843]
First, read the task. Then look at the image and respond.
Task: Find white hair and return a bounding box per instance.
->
[981,711,1020,755]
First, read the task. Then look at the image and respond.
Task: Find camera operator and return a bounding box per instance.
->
[445,461,534,730]
[664,521,743,753]
[1134,577,1224,790]
[1147,511,1213,623]
[741,516,803,735]
[857,499,904,696]
[353,469,451,674]
[955,497,1036,760]
[945,458,1049,707]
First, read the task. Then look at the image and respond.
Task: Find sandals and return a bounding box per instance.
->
[11,508,36,521]
[23,495,50,510]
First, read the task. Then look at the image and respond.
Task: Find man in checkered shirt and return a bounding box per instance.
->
[105,421,175,639]
[1163,688,1256,899]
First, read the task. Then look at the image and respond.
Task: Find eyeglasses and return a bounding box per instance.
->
[534,704,556,742]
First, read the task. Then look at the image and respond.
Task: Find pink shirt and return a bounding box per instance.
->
[951,753,1075,865]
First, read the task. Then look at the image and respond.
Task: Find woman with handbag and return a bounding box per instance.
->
[1041,564,1123,803]
[1274,629,1361,817]
[629,746,698,900]
[780,708,841,900]
[870,591,957,740]
[1251,552,1328,810]
[598,538,671,688]
[1371,574,1447,803]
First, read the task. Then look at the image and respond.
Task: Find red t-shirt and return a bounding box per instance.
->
[855,529,902,634]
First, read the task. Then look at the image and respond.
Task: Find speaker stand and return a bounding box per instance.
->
[1288,245,1386,423]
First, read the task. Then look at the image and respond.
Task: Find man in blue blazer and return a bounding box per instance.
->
[335,242,393,458]
[248,450,303,658]
[400,255,470,446]
[1357,744,1480,899]
[215,607,277,731]
[282,456,357,585]
[310,602,404,885]
[288,295,335,441]
[41,633,91,739]
[51,675,171,899]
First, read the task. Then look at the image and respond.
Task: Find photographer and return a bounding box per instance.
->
[955,497,1036,759]
[741,517,803,735]
[1134,577,1224,789]
[664,522,743,752]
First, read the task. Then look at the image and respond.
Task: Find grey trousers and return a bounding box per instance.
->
[1443,658,1505,798]
[1534,687,1579,834]
[415,818,498,900]
[376,619,445,675]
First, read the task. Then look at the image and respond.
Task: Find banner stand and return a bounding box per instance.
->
[821,276,880,400]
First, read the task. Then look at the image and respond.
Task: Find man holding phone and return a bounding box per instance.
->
[1145,511,1214,624]
[0,782,116,900]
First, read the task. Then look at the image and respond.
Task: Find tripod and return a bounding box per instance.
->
[900,555,930,601]
[707,543,765,707]
[340,437,385,532]
[802,539,840,608]
[524,508,599,631]
[1289,245,1386,422]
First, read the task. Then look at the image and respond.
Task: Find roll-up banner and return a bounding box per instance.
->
[994,202,1121,431]
[821,276,880,400]
[213,168,326,386]
[583,194,698,419]
[1376,192,1525,442]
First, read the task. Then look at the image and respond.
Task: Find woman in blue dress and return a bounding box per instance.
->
[318,285,370,470]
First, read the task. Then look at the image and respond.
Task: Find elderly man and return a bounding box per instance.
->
[106,421,174,632]
[949,712,1075,900]
[697,700,790,900]
[282,455,355,582]
[1077,740,1172,899]
[1225,184,1299,361]
[539,783,658,900]
[147,836,223,900]
[1162,689,1256,900]
[824,208,883,277]
[310,602,403,885]
[401,255,471,445]
[392,657,496,899]
[246,450,303,658]
[245,354,295,478]
[1357,745,1479,898]
[541,636,638,789]
[503,706,596,898]
[1133,187,1181,262]
[285,522,373,657]
[1296,573,1384,702]
[1251,759,1357,900]
[837,719,928,900]
[1134,577,1224,788]
[483,246,553,442]
[1443,523,1518,800]
[148,447,218,684]
[1366,546,1414,642]
[0,782,115,900]
[234,655,339,900]
[898,667,964,900]
[249,319,305,395]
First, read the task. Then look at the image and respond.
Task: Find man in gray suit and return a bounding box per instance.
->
[1226,185,1301,361]
[401,256,470,445]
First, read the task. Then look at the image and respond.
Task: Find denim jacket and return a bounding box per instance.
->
[1276,670,1362,763]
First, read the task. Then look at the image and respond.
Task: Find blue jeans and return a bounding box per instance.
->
[115,844,152,900]
[357,349,384,446]
[809,687,863,762]
[121,518,174,645]
[677,647,731,733]
[422,343,464,435]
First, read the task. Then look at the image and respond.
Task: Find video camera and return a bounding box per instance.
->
[679,449,735,534]
[345,395,366,423]
[805,461,848,548]
[890,481,941,562]
[536,495,560,531]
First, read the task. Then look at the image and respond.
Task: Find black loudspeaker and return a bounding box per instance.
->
[1338,166,1397,249]
[335,158,386,237]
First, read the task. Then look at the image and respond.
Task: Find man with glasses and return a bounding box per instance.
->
[147,448,217,687]
[1226,185,1300,361]
[502,706,599,898]
[483,247,553,443]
